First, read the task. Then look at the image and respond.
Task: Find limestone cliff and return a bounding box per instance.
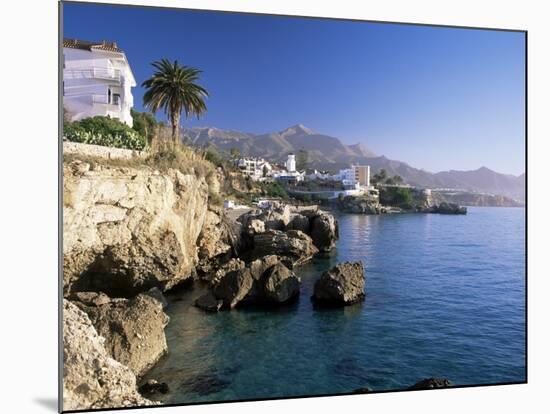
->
[63,159,216,296]
[63,300,156,410]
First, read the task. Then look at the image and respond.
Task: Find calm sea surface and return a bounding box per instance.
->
[143,207,526,403]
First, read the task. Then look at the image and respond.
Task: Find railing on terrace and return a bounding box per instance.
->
[91,94,121,109]
[64,67,121,82]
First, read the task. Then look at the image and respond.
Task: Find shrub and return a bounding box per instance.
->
[131,109,158,144]
[257,181,288,199]
[64,116,147,150]
[380,187,413,208]
[204,148,224,168]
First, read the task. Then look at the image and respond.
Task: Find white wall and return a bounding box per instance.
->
[286,154,296,172]
[63,47,135,126]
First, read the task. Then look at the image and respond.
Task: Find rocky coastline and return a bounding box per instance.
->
[62,156,459,410]
[62,157,355,410]
[336,192,467,215]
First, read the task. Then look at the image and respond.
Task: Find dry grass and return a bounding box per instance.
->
[63,141,216,179]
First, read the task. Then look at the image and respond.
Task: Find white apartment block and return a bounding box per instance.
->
[334,165,371,188]
[237,157,272,180]
[63,39,136,126]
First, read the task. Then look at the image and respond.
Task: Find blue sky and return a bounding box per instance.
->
[63,2,525,175]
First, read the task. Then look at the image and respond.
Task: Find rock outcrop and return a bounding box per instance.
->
[313,262,366,305]
[337,196,380,215]
[73,293,169,378]
[308,211,339,252]
[262,262,300,303]
[408,377,453,390]
[63,160,214,296]
[430,202,467,215]
[251,230,318,267]
[212,267,255,309]
[195,291,224,312]
[238,204,339,256]
[197,256,299,310]
[63,300,155,411]
[197,210,232,264]
[138,379,170,398]
[286,213,310,233]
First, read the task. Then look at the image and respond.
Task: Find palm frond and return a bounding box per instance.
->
[141,59,209,140]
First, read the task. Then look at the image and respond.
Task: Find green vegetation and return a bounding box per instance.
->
[372,169,404,186]
[203,147,224,168]
[379,186,414,208]
[372,168,387,185]
[230,147,241,159]
[64,116,147,150]
[142,59,208,143]
[131,109,158,145]
[256,181,289,199]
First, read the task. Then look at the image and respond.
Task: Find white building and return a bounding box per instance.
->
[307,169,331,180]
[286,154,296,172]
[63,39,136,126]
[236,157,272,180]
[272,170,305,183]
[332,165,371,188]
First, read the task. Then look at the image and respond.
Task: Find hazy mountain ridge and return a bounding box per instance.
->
[181,124,525,201]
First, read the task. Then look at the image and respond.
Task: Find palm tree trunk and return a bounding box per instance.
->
[171,112,180,144]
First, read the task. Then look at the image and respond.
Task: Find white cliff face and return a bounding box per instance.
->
[63,300,156,411]
[63,160,212,295]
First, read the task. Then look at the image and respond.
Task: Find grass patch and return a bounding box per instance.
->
[63,141,216,179]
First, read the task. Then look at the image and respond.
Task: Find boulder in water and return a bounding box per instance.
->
[408,377,453,390]
[213,267,254,309]
[138,379,170,397]
[309,211,339,252]
[262,262,300,304]
[313,261,365,305]
[195,291,223,312]
[251,229,318,267]
[431,202,467,215]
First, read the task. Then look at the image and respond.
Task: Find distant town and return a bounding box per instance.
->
[61,37,524,209]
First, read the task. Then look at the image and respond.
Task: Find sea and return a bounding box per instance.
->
[142,206,526,404]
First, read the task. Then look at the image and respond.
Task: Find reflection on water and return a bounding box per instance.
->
[143,207,526,404]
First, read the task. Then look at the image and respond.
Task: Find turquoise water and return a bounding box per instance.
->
[143,207,526,403]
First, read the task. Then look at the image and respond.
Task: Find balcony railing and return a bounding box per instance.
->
[92,94,121,109]
[64,67,121,82]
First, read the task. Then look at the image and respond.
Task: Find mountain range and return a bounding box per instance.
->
[181,124,525,201]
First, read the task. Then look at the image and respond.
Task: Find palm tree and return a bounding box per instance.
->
[142,59,208,143]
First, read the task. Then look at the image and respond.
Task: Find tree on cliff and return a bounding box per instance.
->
[142,59,208,143]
